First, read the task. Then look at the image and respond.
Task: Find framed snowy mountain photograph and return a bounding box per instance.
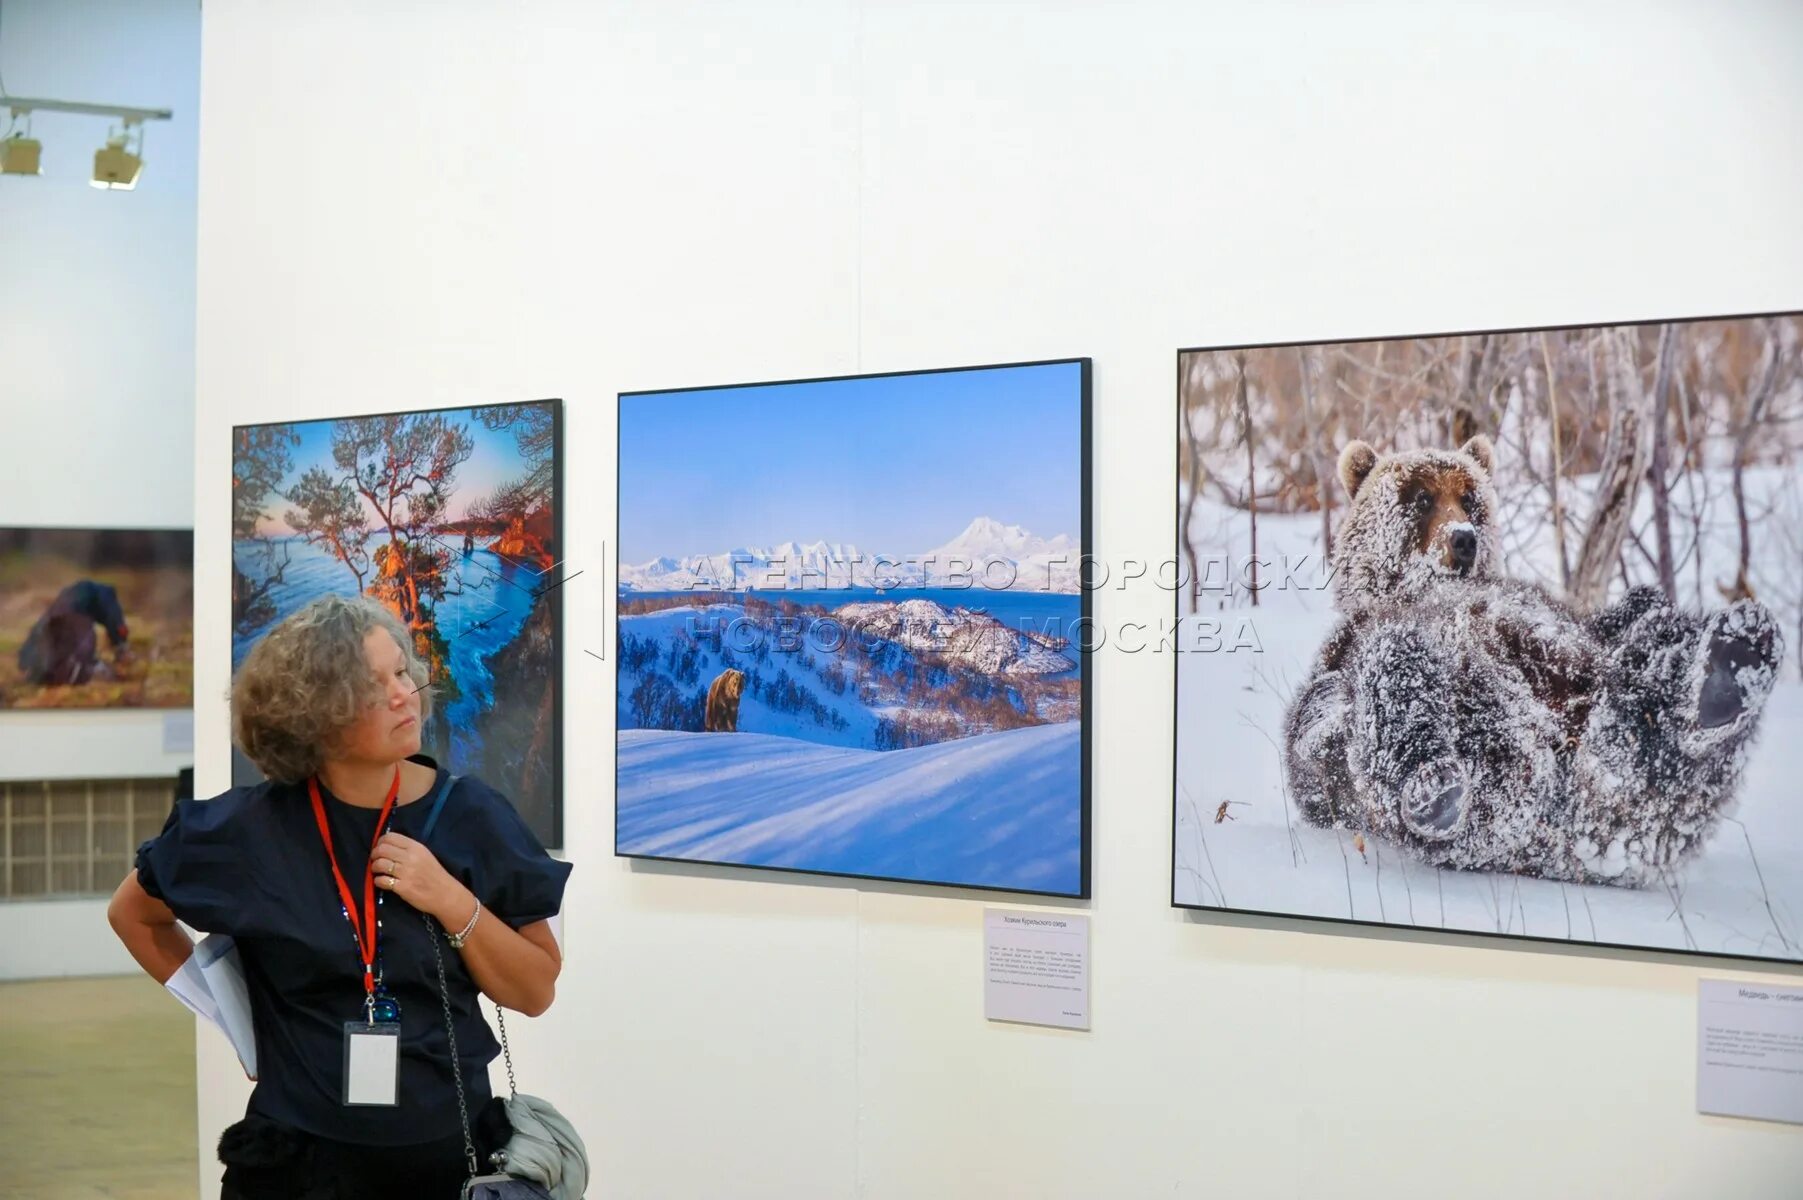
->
[1174,313,1803,963]
[616,359,1091,896]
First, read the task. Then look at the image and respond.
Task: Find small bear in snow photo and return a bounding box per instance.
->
[703,667,745,732]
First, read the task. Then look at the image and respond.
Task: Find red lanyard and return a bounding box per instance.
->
[307,767,401,998]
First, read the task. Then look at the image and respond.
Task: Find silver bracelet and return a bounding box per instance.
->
[446,898,482,948]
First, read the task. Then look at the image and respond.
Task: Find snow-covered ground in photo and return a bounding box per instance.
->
[618,722,1082,894]
[1175,465,1803,958]
[617,599,1079,748]
[618,602,886,746]
[1175,607,1802,957]
[616,599,1083,891]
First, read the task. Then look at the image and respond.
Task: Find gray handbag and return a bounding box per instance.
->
[421,776,589,1200]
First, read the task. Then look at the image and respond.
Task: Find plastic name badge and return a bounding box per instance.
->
[342,1021,400,1106]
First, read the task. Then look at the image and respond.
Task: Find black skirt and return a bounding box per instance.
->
[218,1097,512,1200]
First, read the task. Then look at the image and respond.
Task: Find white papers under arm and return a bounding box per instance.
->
[163,947,222,1027]
[198,934,257,1079]
[164,933,258,1079]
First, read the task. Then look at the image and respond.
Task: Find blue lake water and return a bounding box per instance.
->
[234,536,537,765]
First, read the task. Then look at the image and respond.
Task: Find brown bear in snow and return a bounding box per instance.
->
[1283,435,1782,886]
[703,668,745,733]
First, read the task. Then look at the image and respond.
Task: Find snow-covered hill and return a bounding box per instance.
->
[618,598,1079,753]
[834,598,1073,675]
[617,721,1082,893]
[619,516,1080,594]
[619,602,879,745]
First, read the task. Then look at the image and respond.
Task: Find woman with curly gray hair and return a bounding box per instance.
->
[107,594,570,1199]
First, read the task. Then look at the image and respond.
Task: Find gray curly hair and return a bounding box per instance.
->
[231,595,434,782]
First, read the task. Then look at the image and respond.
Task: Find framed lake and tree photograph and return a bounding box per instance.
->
[231,400,563,846]
[616,359,1091,896]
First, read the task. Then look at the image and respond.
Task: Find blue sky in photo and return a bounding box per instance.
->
[249,407,534,534]
[618,362,1082,561]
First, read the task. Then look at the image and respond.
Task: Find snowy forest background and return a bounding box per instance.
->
[1175,315,1802,960]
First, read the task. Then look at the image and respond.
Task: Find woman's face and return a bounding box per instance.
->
[333,628,423,766]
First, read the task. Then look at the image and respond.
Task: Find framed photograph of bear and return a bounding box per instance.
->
[230,401,565,848]
[1174,313,1803,962]
[0,527,193,709]
[616,359,1091,897]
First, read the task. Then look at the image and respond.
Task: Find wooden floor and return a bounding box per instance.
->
[0,975,198,1200]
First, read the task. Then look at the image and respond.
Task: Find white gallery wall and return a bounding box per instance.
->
[0,0,199,979]
[192,2,1803,1197]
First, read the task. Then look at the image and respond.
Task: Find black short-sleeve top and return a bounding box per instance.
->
[134,755,571,1146]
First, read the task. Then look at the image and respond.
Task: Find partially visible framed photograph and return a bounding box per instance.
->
[1,526,192,709]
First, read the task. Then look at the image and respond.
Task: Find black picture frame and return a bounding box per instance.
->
[230,398,565,850]
[1171,309,1803,965]
[617,357,1092,898]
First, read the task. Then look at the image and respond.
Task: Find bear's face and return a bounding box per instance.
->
[721,668,744,699]
[1331,435,1499,610]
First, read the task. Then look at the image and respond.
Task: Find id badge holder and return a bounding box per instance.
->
[342,1021,401,1106]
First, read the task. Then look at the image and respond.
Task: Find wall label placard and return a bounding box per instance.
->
[983,908,1089,1031]
[1697,978,1803,1125]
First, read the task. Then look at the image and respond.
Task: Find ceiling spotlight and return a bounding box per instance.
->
[1,133,40,175]
[2,105,39,176]
[92,128,142,190]
[0,97,170,188]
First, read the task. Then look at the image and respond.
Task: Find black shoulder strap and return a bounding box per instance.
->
[420,773,461,844]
